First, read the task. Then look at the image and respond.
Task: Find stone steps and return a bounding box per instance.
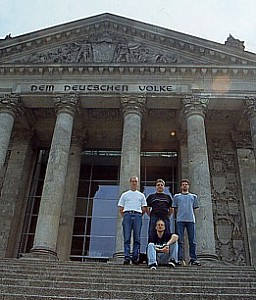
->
[2,275,255,288]
[0,259,255,300]
[1,279,255,294]
[1,268,255,287]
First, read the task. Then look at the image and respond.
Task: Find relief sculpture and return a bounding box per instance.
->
[209,138,247,265]
[12,31,194,64]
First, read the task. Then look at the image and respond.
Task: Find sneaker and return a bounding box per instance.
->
[189,260,201,266]
[123,259,130,265]
[149,263,157,270]
[131,259,140,265]
[168,260,176,268]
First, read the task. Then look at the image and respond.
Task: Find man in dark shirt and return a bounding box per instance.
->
[146,179,173,241]
[147,219,178,270]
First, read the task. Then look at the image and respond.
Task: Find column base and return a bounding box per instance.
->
[109,251,124,264]
[197,253,233,267]
[112,251,124,259]
[20,247,59,261]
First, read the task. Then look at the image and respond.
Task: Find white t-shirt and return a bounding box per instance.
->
[118,190,147,213]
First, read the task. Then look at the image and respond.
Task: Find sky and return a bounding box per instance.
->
[1,0,256,53]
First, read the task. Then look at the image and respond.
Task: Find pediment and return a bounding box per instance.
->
[1,13,256,66]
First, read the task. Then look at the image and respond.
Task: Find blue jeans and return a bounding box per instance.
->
[147,242,178,266]
[122,212,142,261]
[176,221,197,261]
[148,215,171,241]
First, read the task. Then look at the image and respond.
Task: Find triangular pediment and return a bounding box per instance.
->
[1,13,256,66]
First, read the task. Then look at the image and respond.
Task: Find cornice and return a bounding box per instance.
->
[1,64,256,77]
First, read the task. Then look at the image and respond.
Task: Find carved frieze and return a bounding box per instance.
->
[11,31,195,65]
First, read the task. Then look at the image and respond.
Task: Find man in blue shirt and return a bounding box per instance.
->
[172,179,201,266]
[118,176,147,265]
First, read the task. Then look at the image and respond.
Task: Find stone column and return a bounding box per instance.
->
[56,135,83,261]
[178,134,189,180]
[0,130,33,258]
[245,96,256,159]
[30,94,80,260]
[0,94,23,175]
[182,93,217,260]
[114,94,146,257]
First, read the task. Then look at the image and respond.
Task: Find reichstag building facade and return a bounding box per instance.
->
[0,13,255,265]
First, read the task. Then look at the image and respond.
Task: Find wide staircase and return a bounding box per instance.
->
[0,258,255,299]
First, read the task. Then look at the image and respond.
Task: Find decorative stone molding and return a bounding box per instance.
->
[0,93,24,117]
[54,93,80,117]
[182,93,210,118]
[1,66,256,77]
[245,96,256,119]
[120,94,146,117]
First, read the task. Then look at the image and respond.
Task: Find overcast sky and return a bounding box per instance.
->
[1,0,256,53]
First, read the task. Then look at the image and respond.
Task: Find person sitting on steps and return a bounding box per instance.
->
[147,219,178,270]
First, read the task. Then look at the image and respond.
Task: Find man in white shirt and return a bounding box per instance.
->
[118,176,147,265]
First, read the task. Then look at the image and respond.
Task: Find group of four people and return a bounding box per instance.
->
[118,176,201,269]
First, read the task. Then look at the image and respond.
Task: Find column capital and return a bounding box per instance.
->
[54,93,81,117]
[245,96,256,119]
[0,93,24,117]
[120,94,146,117]
[182,93,210,118]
